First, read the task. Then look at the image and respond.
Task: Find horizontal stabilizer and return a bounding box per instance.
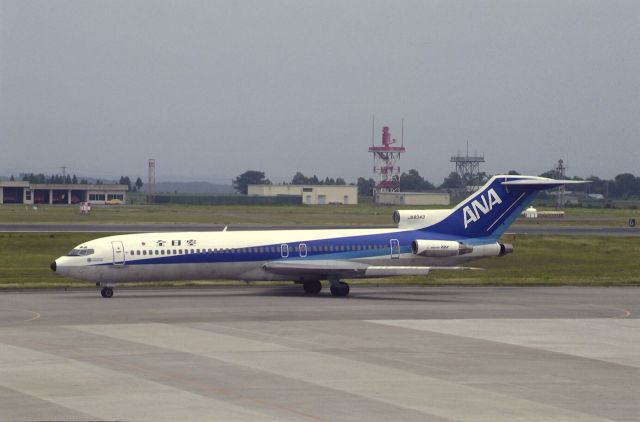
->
[501,179,589,187]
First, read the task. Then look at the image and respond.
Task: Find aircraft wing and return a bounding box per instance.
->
[262,260,479,279]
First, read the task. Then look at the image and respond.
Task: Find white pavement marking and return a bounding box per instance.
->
[0,343,286,422]
[69,322,615,422]
[368,319,640,368]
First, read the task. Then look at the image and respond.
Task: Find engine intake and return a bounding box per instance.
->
[411,240,473,258]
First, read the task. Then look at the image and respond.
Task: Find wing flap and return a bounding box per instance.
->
[263,260,480,279]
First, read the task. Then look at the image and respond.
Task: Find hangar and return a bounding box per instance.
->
[248,184,358,205]
[0,181,128,205]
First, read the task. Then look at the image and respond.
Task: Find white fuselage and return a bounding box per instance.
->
[53,227,503,285]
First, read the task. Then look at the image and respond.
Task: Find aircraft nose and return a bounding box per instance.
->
[50,261,57,272]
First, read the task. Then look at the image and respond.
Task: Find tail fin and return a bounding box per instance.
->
[423,175,587,239]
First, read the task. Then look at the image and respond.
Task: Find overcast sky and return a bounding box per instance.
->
[1,0,639,184]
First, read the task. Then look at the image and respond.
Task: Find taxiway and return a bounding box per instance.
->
[0,285,638,421]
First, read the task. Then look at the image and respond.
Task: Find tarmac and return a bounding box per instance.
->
[1,285,638,421]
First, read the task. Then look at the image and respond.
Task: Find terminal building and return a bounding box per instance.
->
[0,181,128,205]
[248,184,358,205]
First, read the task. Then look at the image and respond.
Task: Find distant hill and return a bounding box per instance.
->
[155,181,235,194]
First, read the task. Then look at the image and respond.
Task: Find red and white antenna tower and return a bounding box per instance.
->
[369,123,405,195]
[147,159,156,203]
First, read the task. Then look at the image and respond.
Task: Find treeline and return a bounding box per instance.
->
[10,173,144,192]
[538,171,640,199]
[236,169,640,199]
[233,171,347,194]
[18,173,86,185]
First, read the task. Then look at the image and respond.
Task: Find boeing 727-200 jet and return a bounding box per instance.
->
[51,175,585,297]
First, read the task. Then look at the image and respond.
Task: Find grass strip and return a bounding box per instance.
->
[0,233,638,289]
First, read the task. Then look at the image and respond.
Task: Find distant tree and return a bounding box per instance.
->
[72,174,78,184]
[400,169,435,192]
[539,169,559,179]
[96,179,103,185]
[135,177,144,191]
[80,178,88,185]
[9,175,14,181]
[233,170,270,194]
[357,177,376,196]
[119,176,132,191]
[291,172,308,185]
[65,174,72,184]
[507,170,520,175]
[612,173,637,198]
[291,172,346,185]
[440,172,463,189]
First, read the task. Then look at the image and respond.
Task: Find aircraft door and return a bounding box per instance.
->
[299,243,307,258]
[280,244,289,258]
[111,241,125,265]
[390,239,400,259]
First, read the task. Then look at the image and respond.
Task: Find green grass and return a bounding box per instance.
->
[1,233,638,289]
[0,203,401,226]
[1,202,639,227]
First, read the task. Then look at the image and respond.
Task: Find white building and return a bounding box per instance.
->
[374,191,450,206]
[248,184,358,205]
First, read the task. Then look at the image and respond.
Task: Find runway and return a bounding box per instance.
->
[1,223,639,236]
[1,286,638,421]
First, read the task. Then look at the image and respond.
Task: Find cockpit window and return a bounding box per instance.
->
[66,248,95,256]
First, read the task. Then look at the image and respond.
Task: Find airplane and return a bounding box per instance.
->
[50,175,585,298]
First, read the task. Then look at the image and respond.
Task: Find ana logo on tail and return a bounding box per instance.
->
[463,188,502,229]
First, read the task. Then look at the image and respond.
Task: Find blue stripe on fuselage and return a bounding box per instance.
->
[105,229,490,267]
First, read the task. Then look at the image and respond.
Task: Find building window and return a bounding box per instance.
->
[89,194,106,201]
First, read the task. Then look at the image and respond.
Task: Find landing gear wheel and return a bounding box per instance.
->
[100,287,114,298]
[303,280,322,294]
[330,282,350,297]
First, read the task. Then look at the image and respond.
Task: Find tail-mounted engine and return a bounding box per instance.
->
[411,240,473,258]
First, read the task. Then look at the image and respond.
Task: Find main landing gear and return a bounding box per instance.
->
[98,283,114,298]
[329,280,350,297]
[301,279,350,297]
[100,287,113,298]
[302,280,322,294]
